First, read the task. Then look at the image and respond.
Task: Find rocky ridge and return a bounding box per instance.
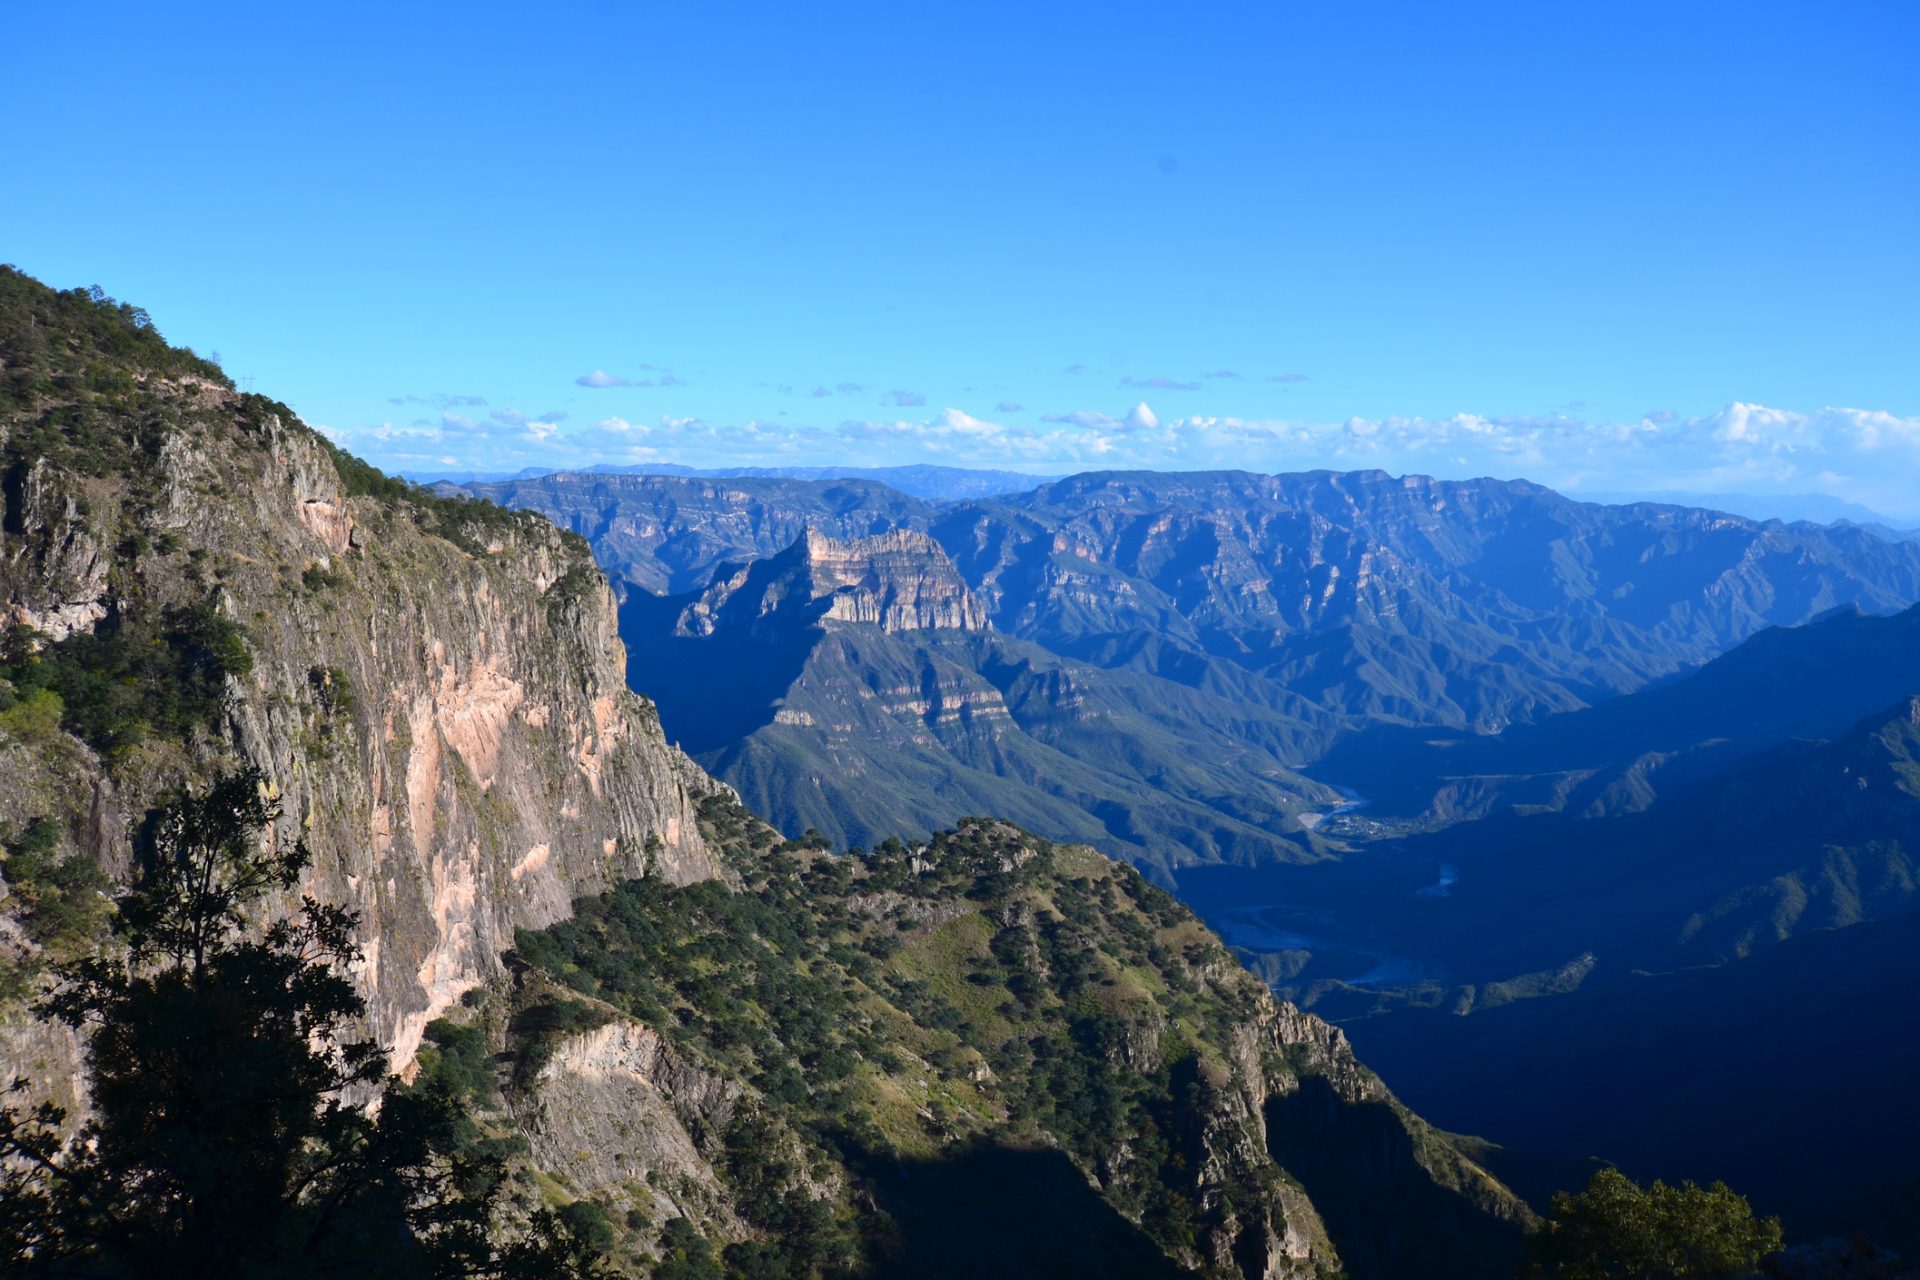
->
[489,800,1531,1277]
[466,466,1920,870]
[0,270,719,1083]
[675,527,987,638]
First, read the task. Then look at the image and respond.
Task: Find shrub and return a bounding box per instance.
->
[1527,1167,1784,1280]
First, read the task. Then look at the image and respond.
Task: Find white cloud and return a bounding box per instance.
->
[320,401,1920,520]
[576,369,629,388]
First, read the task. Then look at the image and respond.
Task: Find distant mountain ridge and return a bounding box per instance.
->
[621,527,1338,871]
[1324,601,1920,819]
[470,466,1920,865]
[421,461,1057,500]
[1579,487,1915,528]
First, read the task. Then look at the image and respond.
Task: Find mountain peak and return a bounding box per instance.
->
[673,526,988,636]
[794,525,988,631]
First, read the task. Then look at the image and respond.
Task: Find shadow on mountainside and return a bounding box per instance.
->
[1265,1078,1530,1280]
[618,588,821,752]
[857,1142,1188,1279]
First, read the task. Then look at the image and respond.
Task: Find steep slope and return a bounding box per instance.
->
[1383,696,1920,988]
[487,793,1531,1278]
[1321,601,1920,819]
[475,464,1920,882]
[620,529,1337,873]
[0,269,719,1083]
[1343,905,1920,1256]
[0,268,1533,1276]
[1183,695,1920,1015]
[1180,698,1920,1258]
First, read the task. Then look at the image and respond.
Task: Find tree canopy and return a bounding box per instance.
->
[0,769,600,1278]
[1526,1166,1784,1280]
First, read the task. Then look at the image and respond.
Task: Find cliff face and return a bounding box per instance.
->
[0,272,719,1079]
[674,527,987,637]
[618,535,1335,872]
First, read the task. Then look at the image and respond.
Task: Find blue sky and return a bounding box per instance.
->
[6,2,1918,511]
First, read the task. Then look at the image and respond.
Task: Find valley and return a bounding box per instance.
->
[0,267,1544,1279]
[472,461,1920,1260]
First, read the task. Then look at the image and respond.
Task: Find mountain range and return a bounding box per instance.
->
[1183,607,1920,1253]
[0,265,1540,1275]
[463,467,1920,874]
[462,459,1920,1256]
[417,462,1055,501]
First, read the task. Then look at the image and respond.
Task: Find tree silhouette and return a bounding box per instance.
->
[0,769,598,1278]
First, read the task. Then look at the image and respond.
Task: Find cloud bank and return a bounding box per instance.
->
[321,401,1920,520]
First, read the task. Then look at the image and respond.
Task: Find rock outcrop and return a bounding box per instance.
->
[674,526,986,637]
[0,274,721,1081]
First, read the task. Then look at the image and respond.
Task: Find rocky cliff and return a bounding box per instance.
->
[0,270,719,1082]
[675,527,987,637]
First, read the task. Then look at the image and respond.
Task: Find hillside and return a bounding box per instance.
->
[492,791,1531,1278]
[1297,696,1920,999]
[1179,687,1920,1257]
[1321,601,1920,820]
[1343,905,1920,1256]
[0,268,1533,1275]
[0,267,719,1091]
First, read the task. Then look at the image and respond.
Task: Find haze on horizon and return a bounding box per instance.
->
[5,2,1915,514]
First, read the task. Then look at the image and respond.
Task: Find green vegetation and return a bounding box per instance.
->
[316,433,587,561]
[1525,1168,1783,1280]
[0,816,110,957]
[0,602,250,756]
[504,792,1311,1275]
[0,815,112,1002]
[0,771,604,1278]
[0,268,230,413]
[0,263,599,783]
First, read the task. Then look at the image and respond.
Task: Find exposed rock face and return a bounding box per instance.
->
[675,527,986,637]
[519,1018,745,1234]
[2,457,111,640]
[1,377,722,1079]
[806,528,988,631]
